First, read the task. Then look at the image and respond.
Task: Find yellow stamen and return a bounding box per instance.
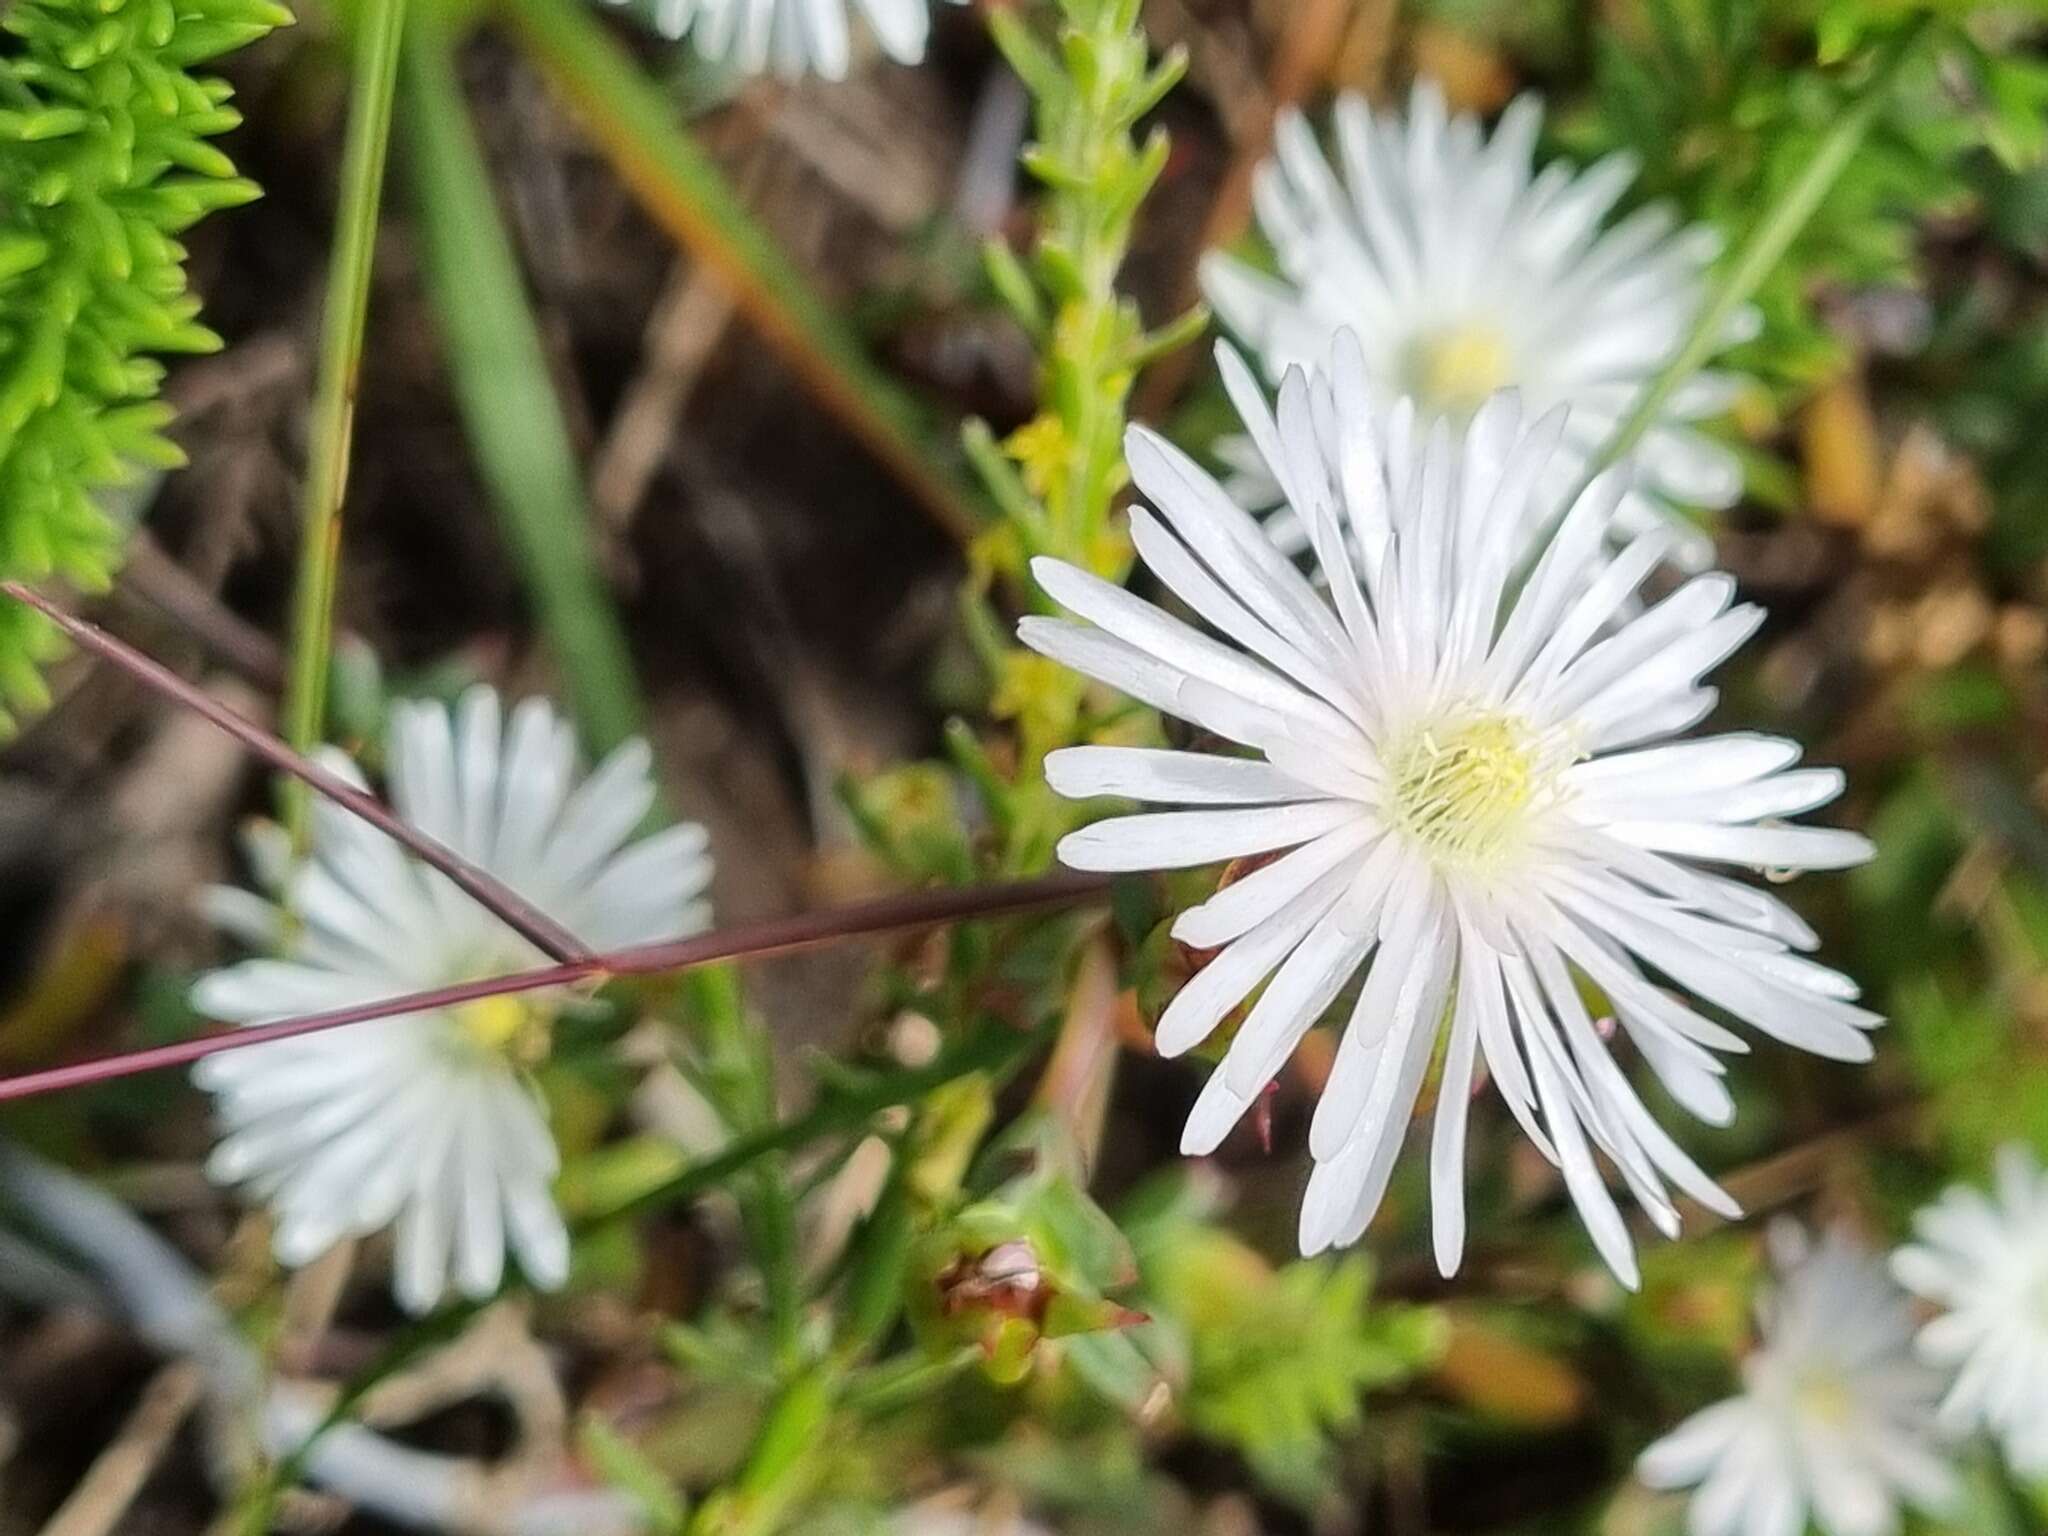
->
[454,994,551,1066]
[1795,1371,1854,1427]
[1389,715,1539,868]
[1407,324,1514,418]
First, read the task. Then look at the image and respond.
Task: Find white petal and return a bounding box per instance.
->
[1607,821,1875,872]
[1172,821,1379,950]
[1639,1398,1754,1487]
[1057,800,1359,873]
[1044,745,1319,807]
[1220,852,1393,1097]
[1154,863,1351,1057]
[1428,962,1482,1275]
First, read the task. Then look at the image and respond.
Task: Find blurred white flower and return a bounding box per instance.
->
[1639,1222,1956,1536]
[1203,82,1752,569]
[193,688,713,1313]
[621,0,964,80]
[1893,1142,2048,1477]
[1022,336,1877,1284]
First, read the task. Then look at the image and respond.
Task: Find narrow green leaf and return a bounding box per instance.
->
[402,7,645,755]
[1585,15,1936,491]
[497,0,986,547]
[279,0,406,844]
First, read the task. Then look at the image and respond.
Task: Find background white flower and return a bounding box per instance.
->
[1639,1222,1956,1536]
[192,688,713,1313]
[1892,1141,2048,1477]
[1203,81,1754,569]
[617,0,964,80]
[1022,335,1877,1285]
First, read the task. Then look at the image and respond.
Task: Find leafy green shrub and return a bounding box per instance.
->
[1564,0,2044,391]
[0,0,287,720]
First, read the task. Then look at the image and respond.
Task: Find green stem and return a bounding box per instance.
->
[595,1015,1048,1225]
[684,965,803,1364]
[1582,14,1933,492]
[280,0,408,846]
[688,1368,835,1536]
[402,7,645,754]
[839,1345,978,1414]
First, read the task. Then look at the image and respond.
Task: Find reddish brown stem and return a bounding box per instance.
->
[5,582,592,964]
[0,871,1113,1102]
[121,534,290,691]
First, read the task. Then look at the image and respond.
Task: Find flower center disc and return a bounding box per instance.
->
[454,993,553,1067]
[1793,1370,1855,1428]
[1407,323,1514,419]
[1389,715,1540,869]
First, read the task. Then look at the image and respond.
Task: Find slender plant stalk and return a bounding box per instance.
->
[410,20,809,1336]
[685,965,804,1363]
[0,871,1112,1101]
[1131,0,1352,420]
[402,10,646,755]
[609,1016,1046,1225]
[1582,14,1934,491]
[2,582,591,963]
[280,0,410,847]
[495,0,984,547]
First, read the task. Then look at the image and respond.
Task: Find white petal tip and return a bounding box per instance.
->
[1040,748,1086,798]
[1051,829,1119,873]
[1180,1073,1248,1155]
[1167,907,1225,951]
[1699,1187,1743,1222]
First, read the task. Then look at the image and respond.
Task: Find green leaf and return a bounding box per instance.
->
[279,0,405,844]
[401,9,646,756]
[579,1415,690,1534]
[496,0,984,547]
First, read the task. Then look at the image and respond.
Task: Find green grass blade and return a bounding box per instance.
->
[402,9,645,755]
[1583,14,1935,491]
[496,0,985,546]
[280,0,407,844]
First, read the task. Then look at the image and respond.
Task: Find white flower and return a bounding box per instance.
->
[621,0,963,79]
[1639,1222,1956,1536]
[1892,1142,2048,1477]
[1021,335,1879,1285]
[192,688,713,1313]
[1203,81,1752,569]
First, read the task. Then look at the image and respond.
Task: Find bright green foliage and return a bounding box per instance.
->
[1564,0,2035,390]
[1855,765,2048,1174]
[0,0,286,720]
[971,0,1190,583]
[908,1123,1145,1386]
[961,0,1199,873]
[840,761,977,885]
[848,0,1195,885]
[1111,1173,1444,1508]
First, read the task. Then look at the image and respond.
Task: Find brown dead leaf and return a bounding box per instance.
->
[1409,23,1516,113]
[1431,1308,1589,1427]
[1803,372,1884,530]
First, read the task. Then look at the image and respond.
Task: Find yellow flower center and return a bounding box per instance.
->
[1794,1370,1854,1427]
[1406,323,1514,418]
[1388,715,1542,869]
[453,993,553,1067]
